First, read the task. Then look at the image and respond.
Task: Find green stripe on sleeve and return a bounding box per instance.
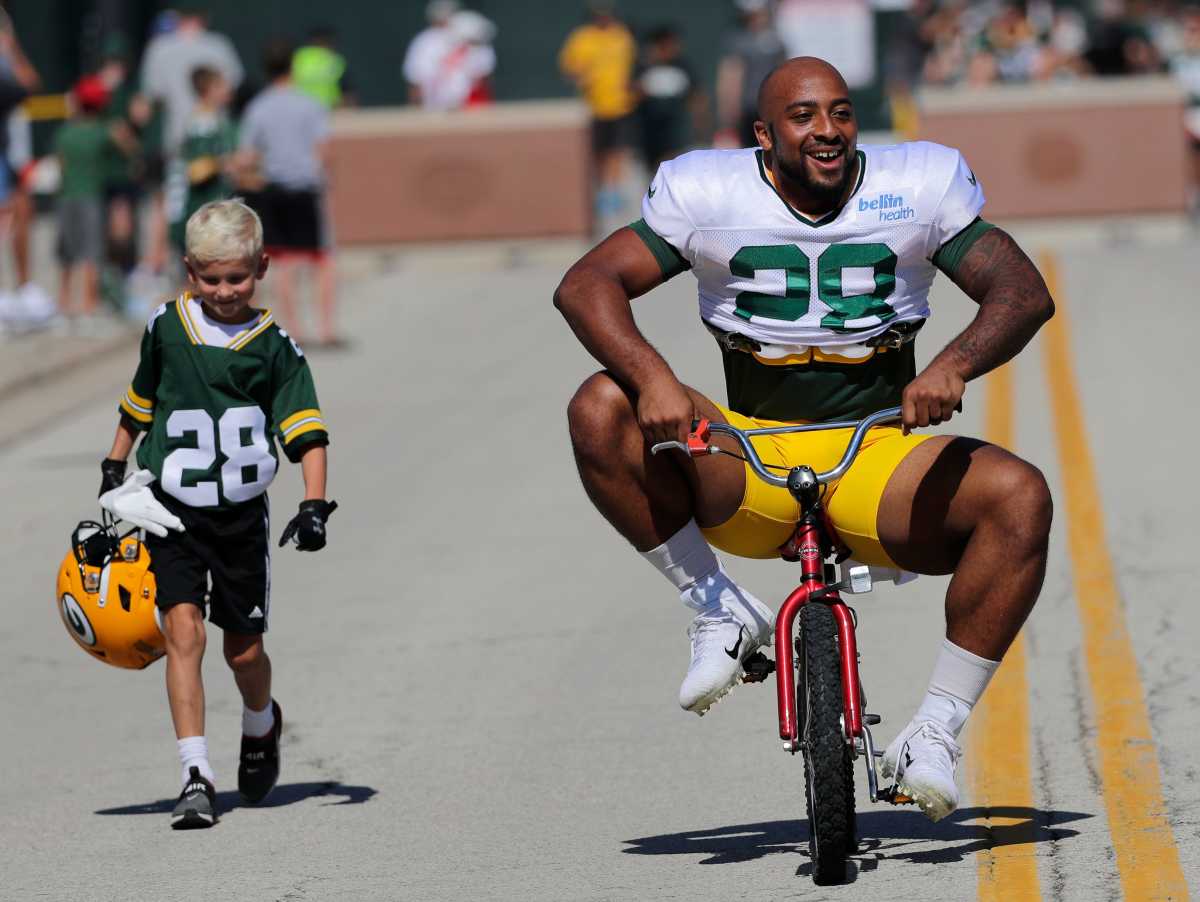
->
[629,219,690,279]
[932,217,996,277]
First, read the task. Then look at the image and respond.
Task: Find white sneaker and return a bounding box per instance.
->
[678,593,774,715]
[880,718,962,821]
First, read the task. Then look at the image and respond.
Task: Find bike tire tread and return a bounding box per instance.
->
[799,602,855,884]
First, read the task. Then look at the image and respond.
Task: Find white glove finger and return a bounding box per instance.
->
[142,497,185,532]
[127,515,169,537]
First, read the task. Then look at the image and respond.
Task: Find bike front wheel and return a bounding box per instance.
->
[798,602,855,885]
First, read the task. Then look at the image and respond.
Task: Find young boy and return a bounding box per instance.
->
[55,75,115,322]
[167,66,238,253]
[97,199,336,829]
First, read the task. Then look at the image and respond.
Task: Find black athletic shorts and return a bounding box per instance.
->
[244,185,323,254]
[146,485,272,635]
[591,114,634,155]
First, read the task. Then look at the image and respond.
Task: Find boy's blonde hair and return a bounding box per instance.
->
[185,199,263,264]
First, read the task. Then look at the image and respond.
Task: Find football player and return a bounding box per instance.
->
[98,199,336,829]
[554,58,1055,821]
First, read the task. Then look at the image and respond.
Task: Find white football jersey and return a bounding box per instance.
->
[641,141,984,349]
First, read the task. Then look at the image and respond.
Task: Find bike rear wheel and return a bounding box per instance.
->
[798,602,855,884]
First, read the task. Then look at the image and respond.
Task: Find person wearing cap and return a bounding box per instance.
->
[55,77,119,324]
[403,0,461,108]
[559,2,638,218]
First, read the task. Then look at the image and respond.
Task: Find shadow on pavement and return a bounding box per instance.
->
[94,781,378,816]
[623,806,1091,882]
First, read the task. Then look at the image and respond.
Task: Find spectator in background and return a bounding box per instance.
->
[776,0,876,89]
[404,7,497,111]
[140,8,243,272]
[968,2,1043,85]
[1086,0,1163,76]
[635,26,706,168]
[403,0,460,107]
[238,41,339,347]
[168,67,237,253]
[55,77,118,327]
[715,0,784,148]
[97,35,146,281]
[1169,5,1200,209]
[559,2,637,218]
[293,26,355,109]
[0,8,52,330]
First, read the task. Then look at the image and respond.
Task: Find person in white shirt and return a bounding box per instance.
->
[554,58,1056,823]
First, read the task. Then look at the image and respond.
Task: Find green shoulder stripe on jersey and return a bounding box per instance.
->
[755,148,867,228]
[932,217,996,277]
[629,219,690,279]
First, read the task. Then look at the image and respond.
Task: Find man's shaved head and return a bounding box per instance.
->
[757,57,849,121]
[752,57,859,213]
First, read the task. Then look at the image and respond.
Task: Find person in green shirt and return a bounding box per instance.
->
[168,66,239,253]
[55,76,117,319]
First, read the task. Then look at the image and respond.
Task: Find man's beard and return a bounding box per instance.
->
[775,143,854,207]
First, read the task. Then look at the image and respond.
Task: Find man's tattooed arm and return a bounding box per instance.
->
[930,228,1055,382]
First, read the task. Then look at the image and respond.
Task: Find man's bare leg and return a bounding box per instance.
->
[567,371,744,549]
[874,435,1052,818]
[567,371,773,713]
[877,436,1052,661]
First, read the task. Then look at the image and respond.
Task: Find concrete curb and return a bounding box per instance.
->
[0,327,141,406]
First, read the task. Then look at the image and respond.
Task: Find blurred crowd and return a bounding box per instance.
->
[896,0,1200,89]
[4,0,1200,339]
[0,7,349,345]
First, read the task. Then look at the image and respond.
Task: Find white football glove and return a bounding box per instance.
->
[98,469,186,537]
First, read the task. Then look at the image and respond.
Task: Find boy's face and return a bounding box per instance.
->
[184,254,270,321]
[207,75,232,108]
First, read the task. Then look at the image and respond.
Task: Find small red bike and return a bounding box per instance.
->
[652,406,914,885]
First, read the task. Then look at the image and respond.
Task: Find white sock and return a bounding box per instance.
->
[242,700,275,738]
[177,736,214,787]
[915,638,1000,737]
[641,520,770,634]
[640,520,720,594]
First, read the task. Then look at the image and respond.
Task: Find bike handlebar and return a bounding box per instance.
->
[650,406,904,489]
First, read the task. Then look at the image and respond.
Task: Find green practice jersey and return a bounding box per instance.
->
[119,295,329,509]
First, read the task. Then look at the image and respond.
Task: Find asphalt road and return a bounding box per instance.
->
[1,221,1196,901]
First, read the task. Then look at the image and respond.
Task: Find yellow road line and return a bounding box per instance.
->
[971,362,1040,901]
[1040,252,1189,901]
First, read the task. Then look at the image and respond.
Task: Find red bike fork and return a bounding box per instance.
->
[774,522,864,749]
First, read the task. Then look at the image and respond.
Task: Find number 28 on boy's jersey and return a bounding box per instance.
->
[118,296,329,509]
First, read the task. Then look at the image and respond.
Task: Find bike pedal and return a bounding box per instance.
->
[864,714,881,725]
[741,651,775,683]
[879,785,916,806]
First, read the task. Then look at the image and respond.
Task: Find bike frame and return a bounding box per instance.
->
[651,406,904,766]
[774,515,863,751]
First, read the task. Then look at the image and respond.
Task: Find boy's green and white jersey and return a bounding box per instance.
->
[119,294,329,509]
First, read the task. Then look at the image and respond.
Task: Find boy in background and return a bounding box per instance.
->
[55,75,114,324]
[98,199,337,828]
[168,66,238,252]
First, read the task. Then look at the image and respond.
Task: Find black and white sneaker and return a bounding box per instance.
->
[238,699,282,804]
[171,766,217,830]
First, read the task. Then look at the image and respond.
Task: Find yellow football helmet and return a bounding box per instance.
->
[55,518,165,670]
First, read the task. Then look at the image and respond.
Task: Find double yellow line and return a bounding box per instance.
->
[969,253,1188,900]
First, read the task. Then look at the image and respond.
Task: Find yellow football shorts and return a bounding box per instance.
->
[701,405,935,568]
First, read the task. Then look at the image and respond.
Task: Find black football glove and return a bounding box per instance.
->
[279,499,338,551]
[99,458,128,497]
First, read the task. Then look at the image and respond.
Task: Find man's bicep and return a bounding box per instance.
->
[575,226,680,300]
[944,227,1048,305]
